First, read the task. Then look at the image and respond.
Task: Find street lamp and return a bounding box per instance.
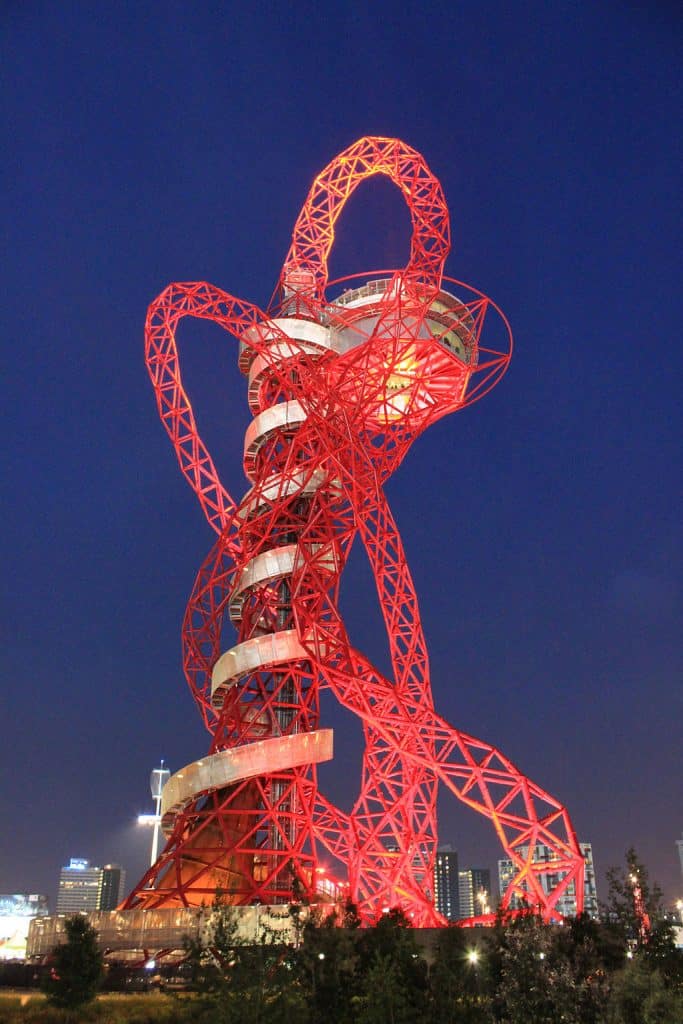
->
[466,948,481,999]
[137,759,170,867]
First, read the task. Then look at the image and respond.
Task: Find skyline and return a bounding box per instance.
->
[1,2,681,911]
[6,826,670,921]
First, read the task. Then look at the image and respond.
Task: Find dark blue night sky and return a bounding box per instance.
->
[2,2,681,911]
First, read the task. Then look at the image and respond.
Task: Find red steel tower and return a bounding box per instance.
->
[124,137,584,925]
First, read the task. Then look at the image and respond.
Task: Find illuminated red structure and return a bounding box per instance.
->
[124,137,584,925]
[630,867,651,943]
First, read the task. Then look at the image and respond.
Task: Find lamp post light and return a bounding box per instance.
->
[466,948,481,999]
[137,760,170,867]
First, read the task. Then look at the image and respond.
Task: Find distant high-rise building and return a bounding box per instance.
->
[56,859,126,914]
[99,865,126,910]
[676,833,683,877]
[458,867,492,918]
[471,868,492,915]
[581,844,599,918]
[458,870,473,918]
[56,859,102,914]
[498,842,598,919]
[433,845,459,921]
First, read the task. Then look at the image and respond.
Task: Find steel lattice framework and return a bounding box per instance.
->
[123,137,584,925]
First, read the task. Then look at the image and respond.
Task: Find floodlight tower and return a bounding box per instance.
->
[123,138,584,925]
[137,761,171,867]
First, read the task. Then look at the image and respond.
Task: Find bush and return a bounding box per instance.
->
[41,916,104,1010]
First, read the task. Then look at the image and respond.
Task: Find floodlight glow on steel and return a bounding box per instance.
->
[122,137,584,924]
[629,868,651,941]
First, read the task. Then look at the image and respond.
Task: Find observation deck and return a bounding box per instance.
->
[330,277,477,366]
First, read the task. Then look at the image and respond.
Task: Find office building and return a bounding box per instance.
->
[56,859,102,913]
[99,865,126,910]
[498,841,598,919]
[458,867,492,918]
[56,859,126,914]
[433,845,459,921]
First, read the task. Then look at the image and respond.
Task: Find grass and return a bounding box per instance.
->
[0,991,192,1024]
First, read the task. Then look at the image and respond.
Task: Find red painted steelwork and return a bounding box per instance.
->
[123,137,584,924]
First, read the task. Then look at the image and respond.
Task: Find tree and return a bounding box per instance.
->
[184,892,242,998]
[356,952,413,1024]
[603,848,683,981]
[607,959,683,1024]
[299,901,361,1024]
[42,914,104,1009]
[553,913,611,1023]
[604,848,661,948]
[641,981,683,1024]
[490,911,600,1024]
[183,895,310,1024]
[354,908,429,1024]
[429,925,493,1023]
